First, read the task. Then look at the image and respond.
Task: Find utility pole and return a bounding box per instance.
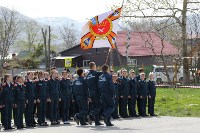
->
[42,28,48,72]
[126,31,131,65]
[48,26,51,72]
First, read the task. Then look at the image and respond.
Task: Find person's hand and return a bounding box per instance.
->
[149,95,151,98]
[88,98,92,102]
[47,98,51,102]
[128,96,131,98]
[59,98,61,102]
[34,100,36,104]
[37,99,40,103]
[26,100,28,104]
[13,104,17,108]
[140,96,143,99]
[72,100,75,102]
[120,96,123,98]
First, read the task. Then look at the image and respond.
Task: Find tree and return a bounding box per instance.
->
[122,0,200,85]
[0,8,21,76]
[18,20,41,52]
[59,23,77,48]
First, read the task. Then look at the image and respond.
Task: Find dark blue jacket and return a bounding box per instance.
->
[86,70,102,93]
[24,79,36,100]
[47,78,61,98]
[35,79,48,99]
[137,80,148,98]
[1,83,14,104]
[13,83,26,103]
[128,78,137,97]
[98,72,115,96]
[119,76,129,96]
[72,76,89,99]
[114,82,121,97]
[147,80,156,97]
[60,78,72,98]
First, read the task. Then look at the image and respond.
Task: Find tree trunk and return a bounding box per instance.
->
[182,0,190,85]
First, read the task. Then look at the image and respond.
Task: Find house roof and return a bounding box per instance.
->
[60,31,178,57]
[116,31,178,57]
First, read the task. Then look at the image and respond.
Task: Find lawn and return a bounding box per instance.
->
[155,88,200,117]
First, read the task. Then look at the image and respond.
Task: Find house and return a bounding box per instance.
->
[56,31,178,68]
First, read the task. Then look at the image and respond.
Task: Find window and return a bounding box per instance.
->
[83,60,90,67]
[127,59,137,66]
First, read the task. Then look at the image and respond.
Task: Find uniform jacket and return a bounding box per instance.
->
[128,78,137,97]
[98,72,115,96]
[13,83,26,103]
[1,82,14,104]
[86,70,102,93]
[72,76,89,99]
[24,79,36,100]
[47,78,61,98]
[147,80,156,97]
[35,79,48,99]
[137,80,148,98]
[119,76,129,96]
[60,78,72,98]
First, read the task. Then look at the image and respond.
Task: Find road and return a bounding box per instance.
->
[2,116,200,133]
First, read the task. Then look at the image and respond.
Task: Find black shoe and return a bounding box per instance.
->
[87,115,93,125]
[81,123,89,126]
[106,123,114,126]
[56,121,60,125]
[150,114,158,116]
[103,118,108,125]
[21,125,26,128]
[8,127,15,130]
[51,122,56,125]
[32,124,36,127]
[17,126,22,129]
[4,128,9,130]
[74,115,80,125]
[95,122,104,126]
[131,114,139,117]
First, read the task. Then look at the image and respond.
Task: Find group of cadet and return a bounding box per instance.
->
[0,62,157,130]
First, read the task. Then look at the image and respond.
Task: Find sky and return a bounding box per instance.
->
[0,0,122,21]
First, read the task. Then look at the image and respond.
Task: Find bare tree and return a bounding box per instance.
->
[59,23,77,48]
[20,20,41,52]
[0,8,21,75]
[122,0,200,85]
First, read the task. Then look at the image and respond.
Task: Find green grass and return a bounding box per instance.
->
[155,88,200,117]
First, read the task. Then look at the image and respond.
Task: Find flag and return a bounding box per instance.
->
[81,7,122,50]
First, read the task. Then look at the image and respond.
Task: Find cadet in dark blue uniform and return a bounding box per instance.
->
[119,69,129,118]
[128,70,139,117]
[98,65,115,126]
[12,75,18,126]
[86,62,103,126]
[111,73,121,119]
[137,73,148,117]
[73,68,90,126]
[47,70,61,125]
[35,71,48,126]
[1,74,15,130]
[24,72,36,127]
[147,72,157,116]
[136,68,144,81]
[60,70,71,124]
[13,76,26,129]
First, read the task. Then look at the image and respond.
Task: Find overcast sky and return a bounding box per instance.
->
[0,0,122,21]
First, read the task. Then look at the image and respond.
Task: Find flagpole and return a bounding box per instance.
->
[121,0,125,7]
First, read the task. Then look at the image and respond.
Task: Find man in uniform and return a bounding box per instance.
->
[60,70,71,124]
[147,72,157,116]
[86,62,103,126]
[13,76,26,129]
[137,73,148,117]
[119,69,129,118]
[98,65,115,126]
[24,72,36,128]
[47,70,61,125]
[128,69,139,117]
[73,68,90,126]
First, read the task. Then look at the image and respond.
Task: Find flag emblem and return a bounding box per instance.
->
[81,8,122,49]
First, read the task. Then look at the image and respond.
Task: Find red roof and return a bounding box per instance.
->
[116,31,178,57]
